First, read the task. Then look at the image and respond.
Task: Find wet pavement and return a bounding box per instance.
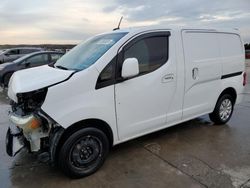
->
[0,67,250,188]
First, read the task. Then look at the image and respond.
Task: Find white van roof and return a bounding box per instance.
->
[113,25,240,35]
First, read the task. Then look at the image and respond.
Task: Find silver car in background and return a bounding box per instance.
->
[0,47,43,63]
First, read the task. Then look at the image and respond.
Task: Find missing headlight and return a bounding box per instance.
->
[13,88,48,114]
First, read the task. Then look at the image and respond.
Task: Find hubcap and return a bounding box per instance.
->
[71,135,102,168]
[219,99,232,121]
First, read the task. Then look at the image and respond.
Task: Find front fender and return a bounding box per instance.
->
[41,68,119,144]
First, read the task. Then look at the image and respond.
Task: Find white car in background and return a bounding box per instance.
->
[0,47,43,63]
[5,26,246,178]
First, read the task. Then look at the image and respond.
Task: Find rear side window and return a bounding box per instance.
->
[7,49,20,55]
[124,36,168,75]
[20,49,39,54]
[20,49,28,54]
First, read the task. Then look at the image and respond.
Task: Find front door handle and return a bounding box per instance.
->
[162,74,174,83]
[192,68,199,80]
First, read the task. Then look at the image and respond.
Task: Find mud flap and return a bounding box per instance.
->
[6,126,25,157]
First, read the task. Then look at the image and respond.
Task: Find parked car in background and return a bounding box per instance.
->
[0,51,64,87]
[0,49,7,53]
[0,47,43,64]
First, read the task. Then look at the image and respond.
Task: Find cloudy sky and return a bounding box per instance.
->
[0,0,249,44]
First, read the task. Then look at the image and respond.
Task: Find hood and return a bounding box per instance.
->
[8,65,74,102]
[0,62,13,69]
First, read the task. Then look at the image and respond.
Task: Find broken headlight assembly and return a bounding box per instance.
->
[11,88,48,115]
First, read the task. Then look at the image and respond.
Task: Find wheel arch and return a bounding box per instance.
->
[219,87,237,105]
[209,87,237,125]
[3,71,14,86]
[54,118,114,162]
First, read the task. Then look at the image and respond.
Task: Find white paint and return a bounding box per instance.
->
[8,65,74,102]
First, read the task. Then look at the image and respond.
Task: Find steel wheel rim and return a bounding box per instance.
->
[219,99,232,121]
[70,135,102,168]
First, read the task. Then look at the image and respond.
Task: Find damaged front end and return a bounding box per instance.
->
[6,88,64,163]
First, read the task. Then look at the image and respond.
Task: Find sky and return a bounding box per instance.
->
[0,0,249,44]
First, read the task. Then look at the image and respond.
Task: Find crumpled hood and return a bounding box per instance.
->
[8,65,74,102]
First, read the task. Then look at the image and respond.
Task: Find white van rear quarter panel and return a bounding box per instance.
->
[218,33,245,75]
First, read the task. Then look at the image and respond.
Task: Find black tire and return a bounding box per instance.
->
[209,94,234,125]
[3,73,13,87]
[58,127,110,178]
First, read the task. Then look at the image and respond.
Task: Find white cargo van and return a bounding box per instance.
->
[6,26,246,178]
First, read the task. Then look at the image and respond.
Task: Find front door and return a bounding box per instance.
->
[115,31,177,140]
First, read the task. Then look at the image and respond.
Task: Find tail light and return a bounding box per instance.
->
[243,72,247,86]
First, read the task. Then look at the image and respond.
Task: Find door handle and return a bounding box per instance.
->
[162,74,174,83]
[192,67,199,80]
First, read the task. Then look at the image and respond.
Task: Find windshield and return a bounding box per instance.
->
[54,32,127,71]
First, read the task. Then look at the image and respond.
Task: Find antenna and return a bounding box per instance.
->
[113,16,123,31]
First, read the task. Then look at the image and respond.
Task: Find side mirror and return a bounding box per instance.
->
[25,62,30,67]
[121,58,139,79]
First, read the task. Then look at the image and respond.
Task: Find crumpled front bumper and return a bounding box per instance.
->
[6,111,49,156]
[6,110,65,163]
[6,124,26,157]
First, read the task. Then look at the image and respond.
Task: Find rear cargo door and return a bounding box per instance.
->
[182,31,222,119]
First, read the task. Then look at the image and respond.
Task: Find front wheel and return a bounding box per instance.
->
[3,73,13,87]
[209,94,234,125]
[58,127,110,178]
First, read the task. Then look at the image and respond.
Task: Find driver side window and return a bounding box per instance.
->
[26,54,49,65]
[124,36,169,75]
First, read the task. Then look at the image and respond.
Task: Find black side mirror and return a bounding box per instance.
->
[25,62,30,67]
[48,62,55,67]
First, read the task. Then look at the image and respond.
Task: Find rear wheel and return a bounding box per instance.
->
[58,127,109,178]
[209,94,234,125]
[3,73,13,87]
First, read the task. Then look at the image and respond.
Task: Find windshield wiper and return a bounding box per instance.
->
[55,65,69,70]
